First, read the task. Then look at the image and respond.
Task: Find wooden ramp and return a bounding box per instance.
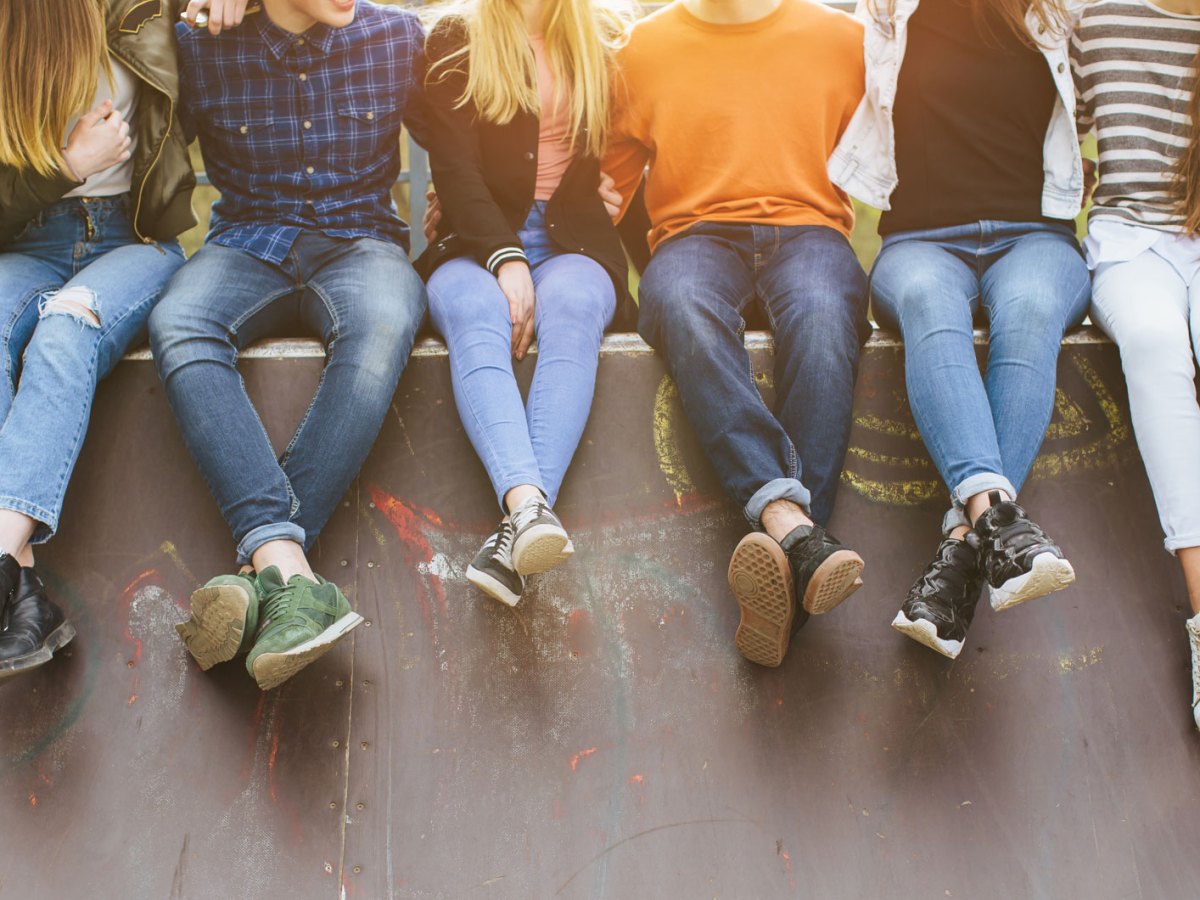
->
[1,331,1197,899]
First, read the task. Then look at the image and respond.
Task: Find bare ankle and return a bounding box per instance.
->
[760,499,813,544]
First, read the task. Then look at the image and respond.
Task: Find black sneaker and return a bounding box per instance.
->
[466,521,524,607]
[784,524,865,616]
[509,495,571,576]
[970,491,1075,612]
[0,564,75,681]
[892,539,983,660]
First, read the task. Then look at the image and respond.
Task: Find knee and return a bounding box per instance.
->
[1118,319,1192,374]
[38,286,101,329]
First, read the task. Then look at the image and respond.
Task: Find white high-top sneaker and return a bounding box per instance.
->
[1187,613,1200,731]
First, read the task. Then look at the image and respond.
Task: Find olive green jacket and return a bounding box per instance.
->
[0,0,196,246]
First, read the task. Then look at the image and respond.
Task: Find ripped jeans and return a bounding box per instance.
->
[0,195,184,541]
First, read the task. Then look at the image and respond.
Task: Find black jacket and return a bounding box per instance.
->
[416,20,634,330]
[0,0,196,247]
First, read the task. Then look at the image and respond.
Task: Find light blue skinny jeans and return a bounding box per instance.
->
[0,195,184,542]
[870,221,1090,533]
[427,203,617,510]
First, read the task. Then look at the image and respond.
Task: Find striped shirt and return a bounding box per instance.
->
[1072,0,1200,230]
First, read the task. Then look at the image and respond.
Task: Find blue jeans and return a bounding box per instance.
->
[638,223,870,527]
[0,196,184,541]
[427,203,616,509]
[149,233,426,564]
[870,221,1090,532]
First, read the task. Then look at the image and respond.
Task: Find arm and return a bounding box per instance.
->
[401,16,431,150]
[601,72,650,224]
[424,20,525,274]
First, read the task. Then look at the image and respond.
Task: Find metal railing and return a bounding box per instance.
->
[191,0,858,255]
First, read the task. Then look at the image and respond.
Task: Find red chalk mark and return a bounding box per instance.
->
[628,774,644,785]
[777,842,796,890]
[776,697,784,707]
[122,568,156,596]
[127,694,138,706]
[569,747,598,772]
[367,485,451,646]
[267,732,281,803]
[28,792,37,808]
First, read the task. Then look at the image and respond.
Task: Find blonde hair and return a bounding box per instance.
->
[427,0,635,159]
[866,0,1071,47]
[0,0,110,177]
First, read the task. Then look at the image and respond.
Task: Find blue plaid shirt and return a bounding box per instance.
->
[176,1,428,264]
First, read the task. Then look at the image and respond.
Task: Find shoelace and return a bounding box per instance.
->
[510,498,551,535]
[482,522,515,565]
[258,581,302,634]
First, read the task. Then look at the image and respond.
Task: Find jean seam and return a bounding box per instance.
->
[279,280,340,469]
[3,285,52,397]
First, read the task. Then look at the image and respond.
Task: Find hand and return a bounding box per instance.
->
[423,188,442,244]
[62,101,131,182]
[497,260,536,360]
[184,0,250,35]
[1082,158,1098,206]
[598,170,621,219]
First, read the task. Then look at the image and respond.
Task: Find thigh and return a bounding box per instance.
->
[758,226,868,338]
[530,254,616,337]
[1092,253,1190,353]
[637,227,755,345]
[0,252,65,371]
[54,242,186,355]
[981,229,1091,336]
[869,236,980,334]
[150,243,297,350]
[303,238,426,344]
[427,256,513,340]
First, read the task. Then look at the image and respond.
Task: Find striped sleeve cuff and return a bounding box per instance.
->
[486,246,528,275]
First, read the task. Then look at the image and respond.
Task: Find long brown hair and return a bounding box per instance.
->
[0,0,110,176]
[866,0,1072,47]
[1177,49,1200,234]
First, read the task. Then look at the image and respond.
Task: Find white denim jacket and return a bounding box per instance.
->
[828,0,1086,218]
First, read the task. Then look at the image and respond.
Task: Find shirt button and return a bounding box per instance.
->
[239,125,248,134]
[296,38,305,46]
[366,111,375,121]
[1057,62,1065,73]
[299,73,308,82]
[524,152,534,161]
[306,166,315,175]
[304,120,312,129]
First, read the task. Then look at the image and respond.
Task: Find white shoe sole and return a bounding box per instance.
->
[512,524,570,576]
[176,583,252,671]
[989,553,1075,612]
[891,611,963,660]
[0,621,76,680]
[466,564,521,607]
[251,611,363,691]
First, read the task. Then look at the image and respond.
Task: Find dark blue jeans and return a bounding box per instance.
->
[638,223,869,527]
[149,233,426,564]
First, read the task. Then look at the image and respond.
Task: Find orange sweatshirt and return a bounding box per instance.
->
[604,0,865,253]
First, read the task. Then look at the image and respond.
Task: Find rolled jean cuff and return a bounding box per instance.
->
[495,474,548,513]
[947,472,1017,529]
[941,506,970,536]
[0,496,57,545]
[237,521,307,566]
[744,477,812,530]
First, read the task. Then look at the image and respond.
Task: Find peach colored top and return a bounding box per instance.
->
[530,35,575,201]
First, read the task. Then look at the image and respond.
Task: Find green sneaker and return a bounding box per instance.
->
[245,567,363,691]
[176,572,261,671]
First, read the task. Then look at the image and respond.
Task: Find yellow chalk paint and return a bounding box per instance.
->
[159,541,196,584]
[653,375,696,507]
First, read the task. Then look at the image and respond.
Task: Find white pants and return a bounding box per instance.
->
[1091,248,1200,553]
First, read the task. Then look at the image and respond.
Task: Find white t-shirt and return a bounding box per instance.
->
[65,58,140,198]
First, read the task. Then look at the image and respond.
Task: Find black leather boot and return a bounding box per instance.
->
[0,564,75,680]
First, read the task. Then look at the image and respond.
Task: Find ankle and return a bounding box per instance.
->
[760,500,813,544]
[966,489,1012,527]
[504,485,543,515]
[251,540,315,583]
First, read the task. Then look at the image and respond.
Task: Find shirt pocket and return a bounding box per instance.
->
[336,104,401,152]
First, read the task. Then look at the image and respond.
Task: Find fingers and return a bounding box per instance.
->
[184,0,206,27]
[515,309,535,360]
[80,99,114,127]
